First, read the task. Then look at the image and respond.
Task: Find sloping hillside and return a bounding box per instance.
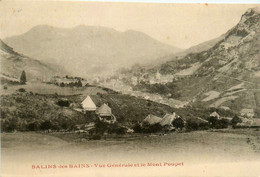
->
[0,39,67,82]
[116,8,260,117]
[4,25,182,76]
[175,34,226,57]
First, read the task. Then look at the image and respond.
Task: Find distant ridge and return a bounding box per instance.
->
[0,39,67,81]
[4,25,182,77]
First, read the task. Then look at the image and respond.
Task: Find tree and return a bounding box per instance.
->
[186,120,198,131]
[172,117,185,130]
[27,122,39,131]
[146,123,163,133]
[57,99,70,107]
[231,115,242,128]
[77,79,83,87]
[40,120,52,130]
[133,123,142,133]
[215,119,229,129]
[208,116,218,128]
[20,71,27,84]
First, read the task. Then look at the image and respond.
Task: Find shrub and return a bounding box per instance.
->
[17,88,26,92]
[40,120,52,130]
[141,122,163,133]
[207,116,218,128]
[27,122,40,131]
[114,126,127,135]
[20,71,27,84]
[198,122,210,130]
[231,115,242,127]
[148,123,163,133]
[61,121,72,130]
[94,119,110,135]
[1,119,18,132]
[89,134,101,140]
[60,82,65,87]
[215,119,229,129]
[133,123,142,133]
[186,120,199,131]
[57,100,70,107]
[77,80,83,87]
[172,117,185,130]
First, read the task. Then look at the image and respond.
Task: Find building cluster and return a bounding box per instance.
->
[81,96,116,124]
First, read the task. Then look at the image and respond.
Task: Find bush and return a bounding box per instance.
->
[214,119,229,129]
[148,123,163,133]
[231,115,242,127]
[198,122,209,130]
[141,122,163,133]
[40,120,52,130]
[133,123,142,133]
[1,119,18,132]
[17,88,26,92]
[186,120,199,131]
[57,100,70,107]
[20,71,27,84]
[172,117,185,130]
[94,119,110,135]
[60,82,65,87]
[77,80,83,87]
[207,116,218,128]
[27,122,40,131]
[89,134,101,140]
[114,126,127,135]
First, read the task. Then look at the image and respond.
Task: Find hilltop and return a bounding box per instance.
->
[4,25,182,76]
[0,39,67,83]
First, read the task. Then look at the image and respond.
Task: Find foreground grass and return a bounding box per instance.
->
[2,129,260,159]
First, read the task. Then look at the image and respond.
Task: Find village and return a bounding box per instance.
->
[55,92,258,138]
[2,69,259,140]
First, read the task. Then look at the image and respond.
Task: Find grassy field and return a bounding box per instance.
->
[0,82,108,96]
[2,129,260,161]
[0,85,177,130]
[2,129,260,177]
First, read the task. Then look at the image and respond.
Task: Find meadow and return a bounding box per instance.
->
[1,129,260,177]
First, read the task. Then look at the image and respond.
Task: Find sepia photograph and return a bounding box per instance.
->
[0,1,260,177]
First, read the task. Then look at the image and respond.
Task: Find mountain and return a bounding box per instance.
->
[175,34,226,57]
[3,25,182,77]
[0,39,67,82]
[116,8,260,117]
[129,30,227,71]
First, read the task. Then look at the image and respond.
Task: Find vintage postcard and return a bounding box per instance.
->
[0,1,260,177]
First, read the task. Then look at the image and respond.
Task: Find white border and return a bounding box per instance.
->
[65,0,260,4]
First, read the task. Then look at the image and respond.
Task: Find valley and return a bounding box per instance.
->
[1,6,260,177]
[105,8,260,117]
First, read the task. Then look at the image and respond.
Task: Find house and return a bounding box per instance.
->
[240,109,254,118]
[160,113,177,127]
[143,114,162,125]
[81,96,97,111]
[210,111,220,119]
[96,103,116,124]
[96,103,112,116]
[196,117,209,123]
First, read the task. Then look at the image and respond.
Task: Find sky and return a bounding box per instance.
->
[0,1,259,49]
